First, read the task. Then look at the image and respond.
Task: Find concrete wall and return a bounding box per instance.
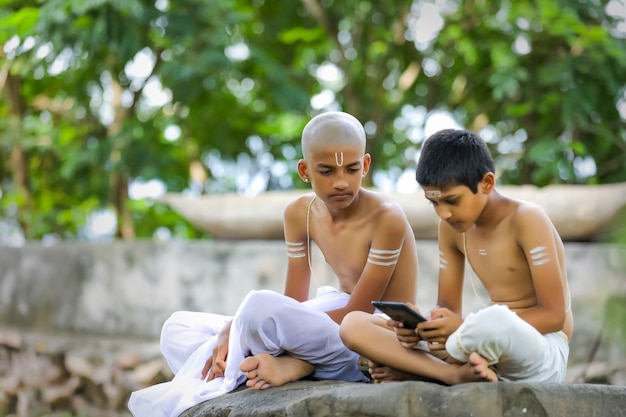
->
[1,240,625,366]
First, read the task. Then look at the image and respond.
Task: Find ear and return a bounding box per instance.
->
[297,159,310,183]
[362,153,372,176]
[480,172,496,194]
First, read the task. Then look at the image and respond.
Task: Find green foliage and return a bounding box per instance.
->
[1,0,626,240]
[604,294,626,348]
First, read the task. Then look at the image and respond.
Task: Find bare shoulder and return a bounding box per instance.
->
[509,198,562,249]
[283,192,316,236]
[284,192,315,218]
[361,189,411,228]
[510,199,554,230]
[361,189,406,214]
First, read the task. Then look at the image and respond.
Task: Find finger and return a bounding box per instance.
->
[201,358,213,379]
[429,306,446,317]
[208,366,223,381]
[215,359,227,374]
[428,341,446,351]
[405,302,422,314]
[418,319,441,330]
[387,319,404,328]
[208,357,229,381]
[397,335,419,344]
[395,327,415,337]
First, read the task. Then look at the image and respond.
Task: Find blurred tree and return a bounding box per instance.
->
[0,0,625,241]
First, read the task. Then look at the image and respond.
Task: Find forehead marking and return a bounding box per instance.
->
[335,152,344,166]
[425,190,442,198]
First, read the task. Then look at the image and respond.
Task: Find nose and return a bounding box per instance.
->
[435,206,452,220]
[333,172,348,189]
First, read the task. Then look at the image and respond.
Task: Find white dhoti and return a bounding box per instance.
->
[445,304,570,382]
[128,287,367,417]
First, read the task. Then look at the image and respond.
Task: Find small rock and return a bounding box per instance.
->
[0,329,22,349]
[115,351,145,369]
[131,359,166,386]
[41,376,81,406]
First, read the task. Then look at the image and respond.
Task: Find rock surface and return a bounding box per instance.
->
[181,380,626,417]
[159,182,626,241]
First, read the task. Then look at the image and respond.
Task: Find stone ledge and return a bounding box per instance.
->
[160,182,626,241]
[181,380,626,417]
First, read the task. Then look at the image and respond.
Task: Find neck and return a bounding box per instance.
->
[474,189,508,228]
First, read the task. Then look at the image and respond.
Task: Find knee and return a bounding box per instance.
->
[244,289,282,306]
[159,311,189,354]
[474,304,517,328]
[339,311,371,350]
[237,290,285,326]
[459,304,518,339]
[160,311,188,340]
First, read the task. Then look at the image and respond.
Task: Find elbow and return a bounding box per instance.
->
[547,308,566,333]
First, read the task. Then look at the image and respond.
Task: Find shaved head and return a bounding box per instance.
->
[301,112,366,160]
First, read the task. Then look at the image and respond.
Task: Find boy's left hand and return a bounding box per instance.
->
[386,318,420,348]
[417,307,462,351]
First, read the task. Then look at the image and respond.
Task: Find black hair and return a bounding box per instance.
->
[415,129,495,194]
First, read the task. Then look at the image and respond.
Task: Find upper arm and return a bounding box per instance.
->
[335,206,411,318]
[282,197,312,302]
[436,220,465,314]
[515,205,566,317]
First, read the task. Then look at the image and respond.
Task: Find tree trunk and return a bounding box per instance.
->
[2,65,32,237]
[108,77,135,240]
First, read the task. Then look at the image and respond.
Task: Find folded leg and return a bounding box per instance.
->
[235,289,367,382]
[445,304,569,382]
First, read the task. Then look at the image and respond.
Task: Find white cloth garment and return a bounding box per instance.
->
[128,287,367,417]
[445,304,570,382]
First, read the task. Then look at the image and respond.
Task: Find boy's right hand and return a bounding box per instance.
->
[386,303,423,349]
[417,307,462,350]
[201,320,232,381]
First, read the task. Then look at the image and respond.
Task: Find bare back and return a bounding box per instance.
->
[283,189,418,323]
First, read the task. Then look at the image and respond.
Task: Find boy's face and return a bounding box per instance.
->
[299,144,370,210]
[422,183,488,232]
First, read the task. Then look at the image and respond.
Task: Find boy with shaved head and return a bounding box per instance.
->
[340,129,572,385]
[129,112,419,417]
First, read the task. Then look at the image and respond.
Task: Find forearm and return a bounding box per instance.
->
[516,306,565,335]
[326,308,346,325]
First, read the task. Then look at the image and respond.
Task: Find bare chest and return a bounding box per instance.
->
[310,220,373,285]
[463,232,534,301]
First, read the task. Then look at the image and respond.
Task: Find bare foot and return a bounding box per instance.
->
[457,352,498,383]
[239,353,315,390]
[368,360,421,383]
[369,359,444,384]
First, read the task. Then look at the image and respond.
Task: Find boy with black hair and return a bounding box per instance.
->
[340,128,572,384]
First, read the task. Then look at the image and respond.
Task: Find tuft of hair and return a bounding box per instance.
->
[301,111,366,159]
[415,129,495,193]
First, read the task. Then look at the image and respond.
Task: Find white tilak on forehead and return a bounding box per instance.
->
[529,246,551,266]
[425,190,441,198]
[335,152,344,166]
[286,241,306,258]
